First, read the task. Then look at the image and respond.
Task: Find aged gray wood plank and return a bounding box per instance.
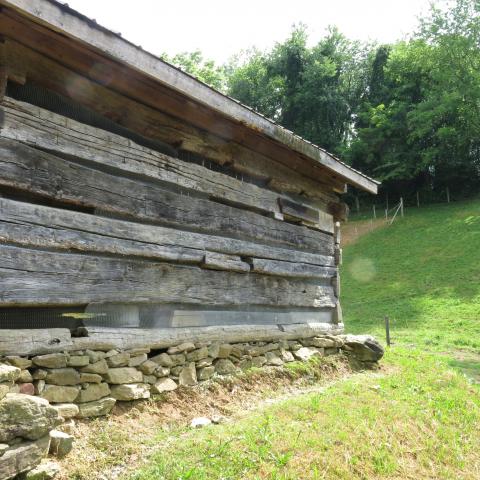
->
[0,138,333,253]
[0,198,335,267]
[279,198,334,234]
[0,245,337,308]
[1,98,277,215]
[1,98,337,233]
[250,258,337,279]
[201,252,250,273]
[0,328,73,356]
[72,322,344,351]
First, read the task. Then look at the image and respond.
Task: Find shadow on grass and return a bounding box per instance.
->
[448,358,480,383]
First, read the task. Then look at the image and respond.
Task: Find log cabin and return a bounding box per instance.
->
[0,0,379,356]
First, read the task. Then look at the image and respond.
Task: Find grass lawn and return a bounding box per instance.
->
[127,199,480,480]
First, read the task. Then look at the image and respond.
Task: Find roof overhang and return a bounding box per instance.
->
[0,0,379,194]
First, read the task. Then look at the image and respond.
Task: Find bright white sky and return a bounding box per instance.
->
[66,0,433,63]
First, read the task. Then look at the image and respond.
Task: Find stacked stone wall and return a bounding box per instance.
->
[0,333,383,479]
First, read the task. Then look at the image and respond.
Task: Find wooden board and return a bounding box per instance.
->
[72,322,344,351]
[0,328,73,355]
[1,98,277,215]
[0,245,336,308]
[0,198,335,268]
[0,321,344,356]
[0,138,333,253]
[250,258,336,279]
[201,252,250,273]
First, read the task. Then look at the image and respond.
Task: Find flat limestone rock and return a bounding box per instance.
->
[138,360,157,375]
[190,417,211,428]
[110,383,150,401]
[197,366,215,381]
[293,347,321,362]
[0,365,20,383]
[167,342,195,355]
[128,354,148,367]
[265,352,283,366]
[24,460,61,480]
[32,354,67,369]
[18,370,34,383]
[49,430,73,458]
[45,369,81,386]
[41,385,80,404]
[79,373,102,384]
[103,368,143,384]
[106,353,130,368]
[179,363,197,386]
[67,356,90,368]
[76,397,116,418]
[0,383,11,401]
[51,404,79,420]
[76,383,110,403]
[186,347,209,362]
[151,378,177,394]
[214,359,236,375]
[5,357,32,370]
[251,356,267,367]
[80,359,108,375]
[0,435,51,480]
[342,335,384,362]
[0,394,61,442]
[150,353,173,368]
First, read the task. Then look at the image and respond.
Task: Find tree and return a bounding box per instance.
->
[161,50,226,91]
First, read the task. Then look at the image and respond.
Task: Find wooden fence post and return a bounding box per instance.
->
[416,191,420,207]
[385,316,391,347]
[373,204,376,219]
[446,187,450,203]
[400,197,404,217]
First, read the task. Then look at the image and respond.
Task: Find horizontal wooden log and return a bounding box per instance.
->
[0,328,73,355]
[72,322,344,351]
[279,198,334,233]
[0,138,333,253]
[1,38,346,200]
[0,198,335,268]
[0,321,344,356]
[0,245,336,308]
[250,258,336,279]
[1,97,282,216]
[201,252,250,273]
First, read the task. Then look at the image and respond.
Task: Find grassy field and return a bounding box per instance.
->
[126,199,480,480]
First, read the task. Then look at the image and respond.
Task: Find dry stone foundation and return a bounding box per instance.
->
[0,333,383,479]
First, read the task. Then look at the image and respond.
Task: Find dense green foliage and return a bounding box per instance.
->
[164,0,480,204]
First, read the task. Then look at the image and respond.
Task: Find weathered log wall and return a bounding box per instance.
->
[0,40,343,335]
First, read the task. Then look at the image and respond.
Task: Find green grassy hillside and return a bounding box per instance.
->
[342,199,480,353]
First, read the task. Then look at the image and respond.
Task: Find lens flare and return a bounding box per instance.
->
[349,256,376,283]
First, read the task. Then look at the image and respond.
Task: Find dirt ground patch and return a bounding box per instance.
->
[55,356,370,480]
